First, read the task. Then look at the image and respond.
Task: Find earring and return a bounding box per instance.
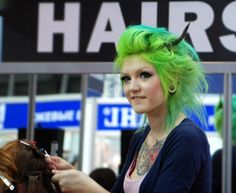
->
[169,85,177,94]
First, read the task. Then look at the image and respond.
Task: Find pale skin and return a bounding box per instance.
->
[50,55,186,193]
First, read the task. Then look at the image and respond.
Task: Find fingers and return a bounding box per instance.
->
[51,170,62,183]
[46,156,56,170]
[51,169,77,183]
[49,156,62,164]
[51,170,67,192]
[51,169,79,193]
[51,170,109,193]
[46,156,74,170]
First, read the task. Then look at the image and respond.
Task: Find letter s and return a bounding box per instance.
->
[219,2,236,52]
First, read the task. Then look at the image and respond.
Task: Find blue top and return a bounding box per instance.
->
[111,118,212,193]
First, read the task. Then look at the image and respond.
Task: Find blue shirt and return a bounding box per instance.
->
[111,118,212,193]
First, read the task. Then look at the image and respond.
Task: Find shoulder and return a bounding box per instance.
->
[171,118,207,140]
[165,118,209,150]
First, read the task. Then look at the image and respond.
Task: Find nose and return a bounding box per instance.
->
[128,79,140,92]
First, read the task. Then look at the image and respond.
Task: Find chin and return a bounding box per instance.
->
[133,109,146,114]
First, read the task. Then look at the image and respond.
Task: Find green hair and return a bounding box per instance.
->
[114,25,208,131]
[214,96,236,145]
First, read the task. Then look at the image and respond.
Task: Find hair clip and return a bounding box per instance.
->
[163,22,190,49]
[20,140,50,158]
[40,148,50,158]
[31,141,37,145]
[170,22,190,46]
[0,174,15,191]
[20,140,31,147]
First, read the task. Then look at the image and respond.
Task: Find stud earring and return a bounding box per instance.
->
[169,85,177,94]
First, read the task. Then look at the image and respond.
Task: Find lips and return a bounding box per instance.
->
[131,96,145,99]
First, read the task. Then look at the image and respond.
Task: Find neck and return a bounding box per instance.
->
[147,113,186,141]
[147,104,167,135]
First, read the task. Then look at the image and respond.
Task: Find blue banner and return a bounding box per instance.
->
[0,100,216,131]
[97,103,216,132]
[1,101,81,129]
[97,104,144,131]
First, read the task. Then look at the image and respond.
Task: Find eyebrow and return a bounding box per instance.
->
[121,66,154,75]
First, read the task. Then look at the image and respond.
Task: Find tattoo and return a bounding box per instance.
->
[136,138,165,176]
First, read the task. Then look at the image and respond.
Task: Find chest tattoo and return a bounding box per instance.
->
[136,138,165,176]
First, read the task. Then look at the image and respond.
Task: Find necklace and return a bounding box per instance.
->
[136,137,166,176]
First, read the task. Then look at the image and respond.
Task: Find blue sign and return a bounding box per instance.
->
[1,101,81,129]
[97,104,144,131]
[1,99,216,131]
[97,103,216,132]
[205,105,216,132]
[4,103,28,128]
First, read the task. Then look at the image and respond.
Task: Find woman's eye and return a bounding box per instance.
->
[120,76,130,83]
[140,72,152,79]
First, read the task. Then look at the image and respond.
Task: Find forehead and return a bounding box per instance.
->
[121,56,155,73]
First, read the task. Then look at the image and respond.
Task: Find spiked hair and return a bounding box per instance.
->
[114,24,208,131]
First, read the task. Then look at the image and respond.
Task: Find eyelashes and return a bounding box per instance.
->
[120,71,153,84]
[120,76,130,83]
[140,72,152,79]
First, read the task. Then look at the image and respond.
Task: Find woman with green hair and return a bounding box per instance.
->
[212,96,236,193]
[49,24,211,193]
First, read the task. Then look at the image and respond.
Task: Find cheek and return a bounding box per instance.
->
[148,82,164,97]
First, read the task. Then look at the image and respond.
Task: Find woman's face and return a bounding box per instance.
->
[121,55,166,116]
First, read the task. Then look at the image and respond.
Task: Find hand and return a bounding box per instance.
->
[52,169,109,193]
[46,156,75,170]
